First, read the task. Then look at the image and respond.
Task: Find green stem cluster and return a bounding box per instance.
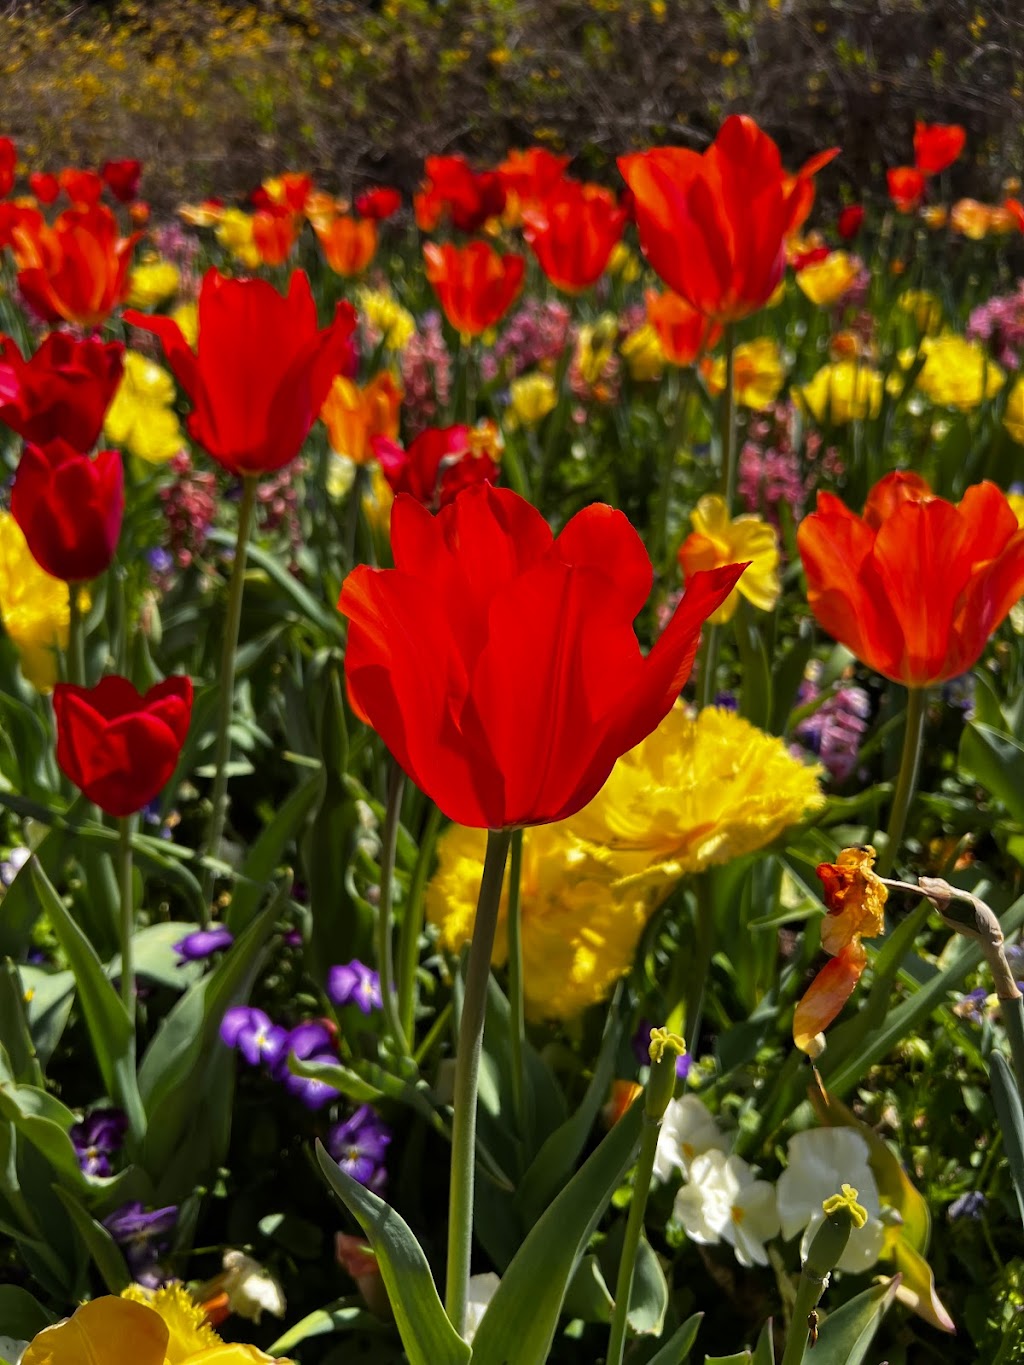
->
[377,763,410,1058]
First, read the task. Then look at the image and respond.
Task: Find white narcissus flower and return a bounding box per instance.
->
[653,1095,730,1183]
[775,1127,886,1273]
[463,1272,501,1344]
[673,1150,780,1267]
[220,1249,287,1323]
[0,1336,26,1365]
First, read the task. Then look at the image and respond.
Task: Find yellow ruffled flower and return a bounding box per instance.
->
[620,324,665,382]
[104,351,185,464]
[896,289,942,334]
[913,333,1004,411]
[509,371,557,427]
[128,258,181,309]
[796,361,883,425]
[121,1283,219,1362]
[707,338,785,409]
[1004,376,1024,446]
[172,301,199,349]
[356,287,415,352]
[677,494,780,624]
[216,209,261,269]
[0,511,70,691]
[795,251,859,307]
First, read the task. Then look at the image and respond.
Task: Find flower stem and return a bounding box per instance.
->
[1003,995,1024,1102]
[507,828,528,1149]
[698,623,721,710]
[397,801,443,1042]
[118,815,136,1023]
[445,826,512,1335]
[877,686,926,877]
[66,585,86,687]
[202,474,258,911]
[719,322,737,511]
[780,1269,827,1365]
[378,761,410,1058]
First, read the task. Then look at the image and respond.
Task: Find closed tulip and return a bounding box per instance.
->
[887,167,926,213]
[321,371,402,465]
[354,186,401,220]
[314,214,378,276]
[102,158,143,203]
[414,155,506,233]
[522,179,627,292]
[645,289,721,366]
[0,137,15,197]
[12,439,123,582]
[423,240,525,338]
[0,331,123,449]
[913,121,966,175]
[12,204,140,328]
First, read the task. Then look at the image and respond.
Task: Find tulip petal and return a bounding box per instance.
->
[20,1295,169,1365]
[793,939,867,1053]
[555,502,653,618]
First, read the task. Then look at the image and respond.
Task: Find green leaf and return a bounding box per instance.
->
[107,922,202,990]
[991,1051,1024,1228]
[470,1099,644,1365]
[314,1141,471,1365]
[704,1353,751,1363]
[597,1223,669,1336]
[267,1299,386,1355]
[208,530,345,640]
[0,1284,52,1336]
[807,1276,900,1364]
[751,1320,775,1365]
[0,961,43,1085]
[562,1255,614,1323]
[19,967,75,1068]
[0,815,74,957]
[0,1084,85,1188]
[645,1311,703,1365]
[227,772,322,933]
[959,722,1024,823]
[53,1185,131,1293]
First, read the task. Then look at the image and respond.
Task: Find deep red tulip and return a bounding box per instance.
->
[53,675,193,818]
[522,179,627,293]
[0,138,15,198]
[887,166,926,214]
[28,171,60,205]
[837,204,865,239]
[11,204,140,328]
[414,155,506,234]
[423,241,524,337]
[58,168,104,206]
[12,439,123,582]
[644,289,721,366]
[355,186,402,221]
[339,484,745,829]
[0,332,124,449]
[619,116,827,323]
[913,122,966,175]
[125,269,357,476]
[101,159,143,204]
[373,425,498,509]
[798,472,1024,687]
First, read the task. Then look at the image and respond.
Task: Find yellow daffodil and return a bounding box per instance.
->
[796,251,859,307]
[127,257,181,309]
[509,370,557,427]
[896,289,942,334]
[356,287,415,352]
[796,360,883,425]
[620,324,665,382]
[707,338,785,409]
[104,351,185,463]
[678,494,780,624]
[215,209,261,269]
[0,511,70,692]
[913,333,1004,410]
[1004,376,1024,445]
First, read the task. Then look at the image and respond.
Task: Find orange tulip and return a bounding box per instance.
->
[645,289,721,366]
[522,179,627,293]
[886,166,926,213]
[321,371,403,464]
[913,121,966,175]
[423,240,525,338]
[252,204,302,265]
[798,471,1024,687]
[314,215,378,276]
[619,115,824,323]
[11,203,140,328]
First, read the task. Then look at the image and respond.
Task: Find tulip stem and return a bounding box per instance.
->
[378,761,410,1059]
[202,474,258,912]
[67,585,86,688]
[698,624,721,709]
[877,686,926,877]
[719,322,737,512]
[446,826,512,1336]
[398,801,443,1043]
[507,828,529,1152]
[118,814,136,1024]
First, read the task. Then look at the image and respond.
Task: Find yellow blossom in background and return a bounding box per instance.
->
[896,289,942,334]
[796,250,859,307]
[356,287,415,352]
[797,361,883,425]
[179,201,225,229]
[950,198,991,240]
[678,494,780,624]
[913,333,1004,410]
[1007,492,1024,527]
[574,313,619,389]
[104,351,184,463]
[0,511,70,691]
[127,257,181,309]
[172,301,199,349]
[509,371,557,427]
[216,208,260,269]
[320,372,402,465]
[1004,377,1024,445]
[607,241,641,283]
[620,324,665,382]
[361,461,395,535]
[707,338,785,409]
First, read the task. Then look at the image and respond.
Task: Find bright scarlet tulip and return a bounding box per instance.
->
[837,204,865,239]
[522,179,627,292]
[887,166,926,213]
[414,155,505,233]
[497,148,571,221]
[314,215,377,275]
[101,158,143,203]
[423,241,524,337]
[12,440,123,582]
[619,116,829,323]
[339,484,745,829]
[0,138,15,198]
[11,204,140,328]
[373,425,498,509]
[798,472,1024,687]
[58,168,104,206]
[644,289,721,366]
[53,674,193,818]
[781,146,841,236]
[252,204,302,265]
[28,171,60,204]
[913,121,966,175]
[124,269,357,476]
[355,186,401,220]
[0,332,124,449]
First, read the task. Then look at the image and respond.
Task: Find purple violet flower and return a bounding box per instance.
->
[103,1201,177,1285]
[174,925,234,965]
[328,1104,392,1190]
[948,1190,987,1221]
[0,847,30,887]
[220,1006,289,1069]
[276,1020,339,1109]
[70,1107,128,1177]
[328,960,383,1015]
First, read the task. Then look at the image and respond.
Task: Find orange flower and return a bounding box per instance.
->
[264,171,314,213]
[887,166,926,214]
[314,215,378,276]
[1005,198,1024,232]
[913,121,966,175]
[522,179,627,292]
[321,371,402,464]
[11,203,140,328]
[793,846,887,1054]
[423,240,525,338]
[950,198,993,240]
[253,204,302,265]
[619,116,828,323]
[798,471,1024,687]
[645,289,721,366]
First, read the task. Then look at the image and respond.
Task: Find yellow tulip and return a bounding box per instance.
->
[320,372,403,465]
[796,361,883,425]
[509,371,557,427]
[1004,376,1024,446]
[796,250,859,307]
[20,1297,168,1365]
[677,494,780,624]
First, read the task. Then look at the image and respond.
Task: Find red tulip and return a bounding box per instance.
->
[1004,197,1024,233]
[782,146,841,236]
[798,472,1024,687]
[913,121,966,175]
[497,148,572,221]
[837,205,865,240]
[53,674,193,818]
[522,179,627,293]
[11,204,140,328]
[339,484,745,829]
[0,138,15,198]
[372,425,498,509]
[887,167,926,214]
[414,155,506,234]
[355,186,402,221]
[28,171,60,204]
[125,269,357,477]
[12,439,123,582]
[423,241,524,337]
[619,116,825,323]
[58,168,104,206]
[252,204,302,265]
[101,159,143,203]
[0,332,124,449]
[644,289,721,366]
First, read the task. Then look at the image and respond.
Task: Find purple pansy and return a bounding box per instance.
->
[70,1107,128,1177]
[327,1105,392,1191]
[277,1020,339,1110]
[174,925,234,965]
[327,960,383,1015]
[103,1200,178,1286]
[220,1006,289,1069]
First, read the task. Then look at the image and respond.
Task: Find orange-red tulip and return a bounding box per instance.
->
[522,179,627,293]
[28,172,59,205]
[58,168,104,206]
[253,204,302,265]
[782,146,841,237]
[0,138,15,198]
[1005,197,1024,232]
[644,289,722,366]
[355,186,402,221]
[887,166,926,214]
[913,121,966,175]
[423,240,525,337]
[497,147,571,223]
[321,371,402,464]
[798,471,1024,687]
[414,155,506,234]
[314,215,378,276]
[11,204,140,328]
